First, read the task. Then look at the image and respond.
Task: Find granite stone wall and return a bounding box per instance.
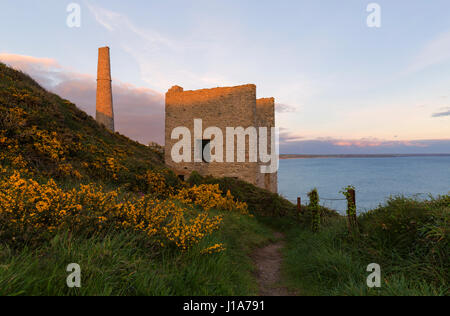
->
[165,84,277,193]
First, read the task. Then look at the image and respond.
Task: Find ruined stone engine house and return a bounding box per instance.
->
[165,84,278,193]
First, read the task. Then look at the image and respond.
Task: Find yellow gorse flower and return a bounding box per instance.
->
[173,184,249,214]
[201,243,226,255]
[0,172,233,252]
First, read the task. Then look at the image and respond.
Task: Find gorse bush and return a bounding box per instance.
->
[0,171,249,252]
[187,172,295,217]
[352,196,449,292]
[358,196,449,264]
[136,168,185,199]
[347,195,449,292]
[173,184,249,215]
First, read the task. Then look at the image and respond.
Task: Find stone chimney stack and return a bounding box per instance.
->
[96,46,115,132]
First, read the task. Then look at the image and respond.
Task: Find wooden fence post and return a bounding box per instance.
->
[308,189,320,232]
[349,189,356,208]
[348,188,358,230]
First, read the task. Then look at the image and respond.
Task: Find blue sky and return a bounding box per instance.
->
[1,0,450,153]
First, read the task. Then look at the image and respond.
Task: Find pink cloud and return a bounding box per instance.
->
[0,53,165,145]
[278,133,442,154]
[280,132,432,149]
[0,53,58,70]
[279,136,450,155]
[331,138,429,148]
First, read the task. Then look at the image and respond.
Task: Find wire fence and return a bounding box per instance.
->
[292,191,439,228]
[290,192,432,205]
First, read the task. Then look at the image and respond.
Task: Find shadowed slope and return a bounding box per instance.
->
[0,62,167,191]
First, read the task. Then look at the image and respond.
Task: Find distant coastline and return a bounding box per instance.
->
[280,153,450,159]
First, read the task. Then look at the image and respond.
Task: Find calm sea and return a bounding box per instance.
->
[278,156,450,214]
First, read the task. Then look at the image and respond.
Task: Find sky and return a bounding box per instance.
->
[1,0,450,153]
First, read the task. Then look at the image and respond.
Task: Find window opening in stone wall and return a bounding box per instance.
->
[202,139,211,163]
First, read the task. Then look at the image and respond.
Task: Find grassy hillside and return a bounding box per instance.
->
[0,62,174,191]
[0,211,274,295]
[265,195,449,296]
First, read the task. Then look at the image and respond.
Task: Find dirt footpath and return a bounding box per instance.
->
[252,232,296,296]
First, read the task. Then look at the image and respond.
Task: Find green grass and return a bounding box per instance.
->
[270,196,449,296]
[0,211,273,296]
